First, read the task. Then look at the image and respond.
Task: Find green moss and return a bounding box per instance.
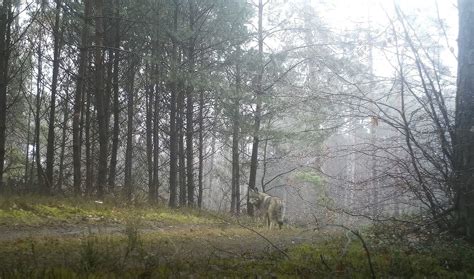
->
[0,208,41,225]
[0,196,220,226]
[143,210,214,224]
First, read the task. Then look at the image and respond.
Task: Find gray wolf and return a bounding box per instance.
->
[248,188,284,229]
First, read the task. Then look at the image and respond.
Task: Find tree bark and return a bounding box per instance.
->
[146,63,155,202]
[93,0,107,199]
[0,0,12,193]
[85,88,92,195]
[57,86,69,192]
[247,0,264,216]
[73,0,92,196]
[178,86,187,206]
[45,0,63,194]
[186,0,195,206]
[455,0,474,242]
[107,0,120,191]
[152,63,161,203]
[197,90,204,208]
[168,2,179,208]
[231,61,241,214]
[124,59,136,202]
[35,2,46,193]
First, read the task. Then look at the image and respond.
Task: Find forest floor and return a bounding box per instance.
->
[1,196,474,278]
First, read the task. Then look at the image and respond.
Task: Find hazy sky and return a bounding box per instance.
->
[318,0,458,76]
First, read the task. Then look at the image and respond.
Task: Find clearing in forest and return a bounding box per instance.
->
[1,197,473,278]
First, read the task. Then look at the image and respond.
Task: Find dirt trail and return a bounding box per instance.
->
[0,222,322,259]
[0,222,223,241]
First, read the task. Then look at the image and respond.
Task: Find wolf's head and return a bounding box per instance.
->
[248,188,263,207]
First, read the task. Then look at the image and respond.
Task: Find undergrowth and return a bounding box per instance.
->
[0,195,217,226]
[1,233,473,278]
[0,196,473,277]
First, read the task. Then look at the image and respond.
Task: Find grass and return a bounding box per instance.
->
[1,196,474,278]
[0,195,217,227]
[2,232,473,278]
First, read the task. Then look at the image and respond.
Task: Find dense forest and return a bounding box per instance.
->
[0,0,473,277]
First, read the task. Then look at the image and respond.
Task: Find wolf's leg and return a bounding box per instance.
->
[266,213,271,230]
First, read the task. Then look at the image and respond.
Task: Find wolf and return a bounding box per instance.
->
[248,188,285,229]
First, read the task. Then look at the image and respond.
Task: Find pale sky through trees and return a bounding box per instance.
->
[320,0,458,76]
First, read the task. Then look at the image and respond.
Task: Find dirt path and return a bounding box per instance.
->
[0,221,322,259]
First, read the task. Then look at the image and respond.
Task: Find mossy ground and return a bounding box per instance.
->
[0,195,216,227]
[0,196,473,278]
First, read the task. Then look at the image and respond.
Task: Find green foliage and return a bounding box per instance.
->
[278,236,474,278]
[295,170,325,188]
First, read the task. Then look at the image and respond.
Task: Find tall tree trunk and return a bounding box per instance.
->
[124,60,136,202]
[85,90,92,195]
[152,63,161,203]
[57,87,69,192]
[24,108,32,186]
[206,102,218,207]
[93,0,107,199]
[73,0,91,196]
[178,86,187,207]
[186,0,195,206]
[146,63,155,202]
[0,0,12,193]
[35,2,46,193]
[107,0,120,191]
[247,0,264,216]
[197,90,204,208]
[107,49,120,190]
[231,61,241,214]
[45,0,63,194]
[455,0,474,242]
[168,2,179,208]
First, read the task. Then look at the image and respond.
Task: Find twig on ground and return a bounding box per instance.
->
[321,223,376,279]
[320,254,332,272]
[210,213,290,259]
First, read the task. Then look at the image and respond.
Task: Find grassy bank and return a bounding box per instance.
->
[0,195,217,227]
[0,196,473,278]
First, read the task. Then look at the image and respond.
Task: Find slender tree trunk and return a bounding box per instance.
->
[146,63,155,202]
[93,0,107,199]
[108,50,120,190]
[455,0,474,242]
[168,2,179,208]
[247,0,264,216]
[197,90,204,208]
[0,0,12,193]
[35,3,46,192]
[73,0,91,196]
[152,64,161,203]
[85,90,92,195]
[206,102,218,207]
[124,60,136,202]
[260,137,268,192]
[24,108,32,186]
[178,86,187,206]
[107,0,120,191]
[186,0,195,206]
[45,0,63,194]
[231,61,241,214]
[57,87,69,192]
